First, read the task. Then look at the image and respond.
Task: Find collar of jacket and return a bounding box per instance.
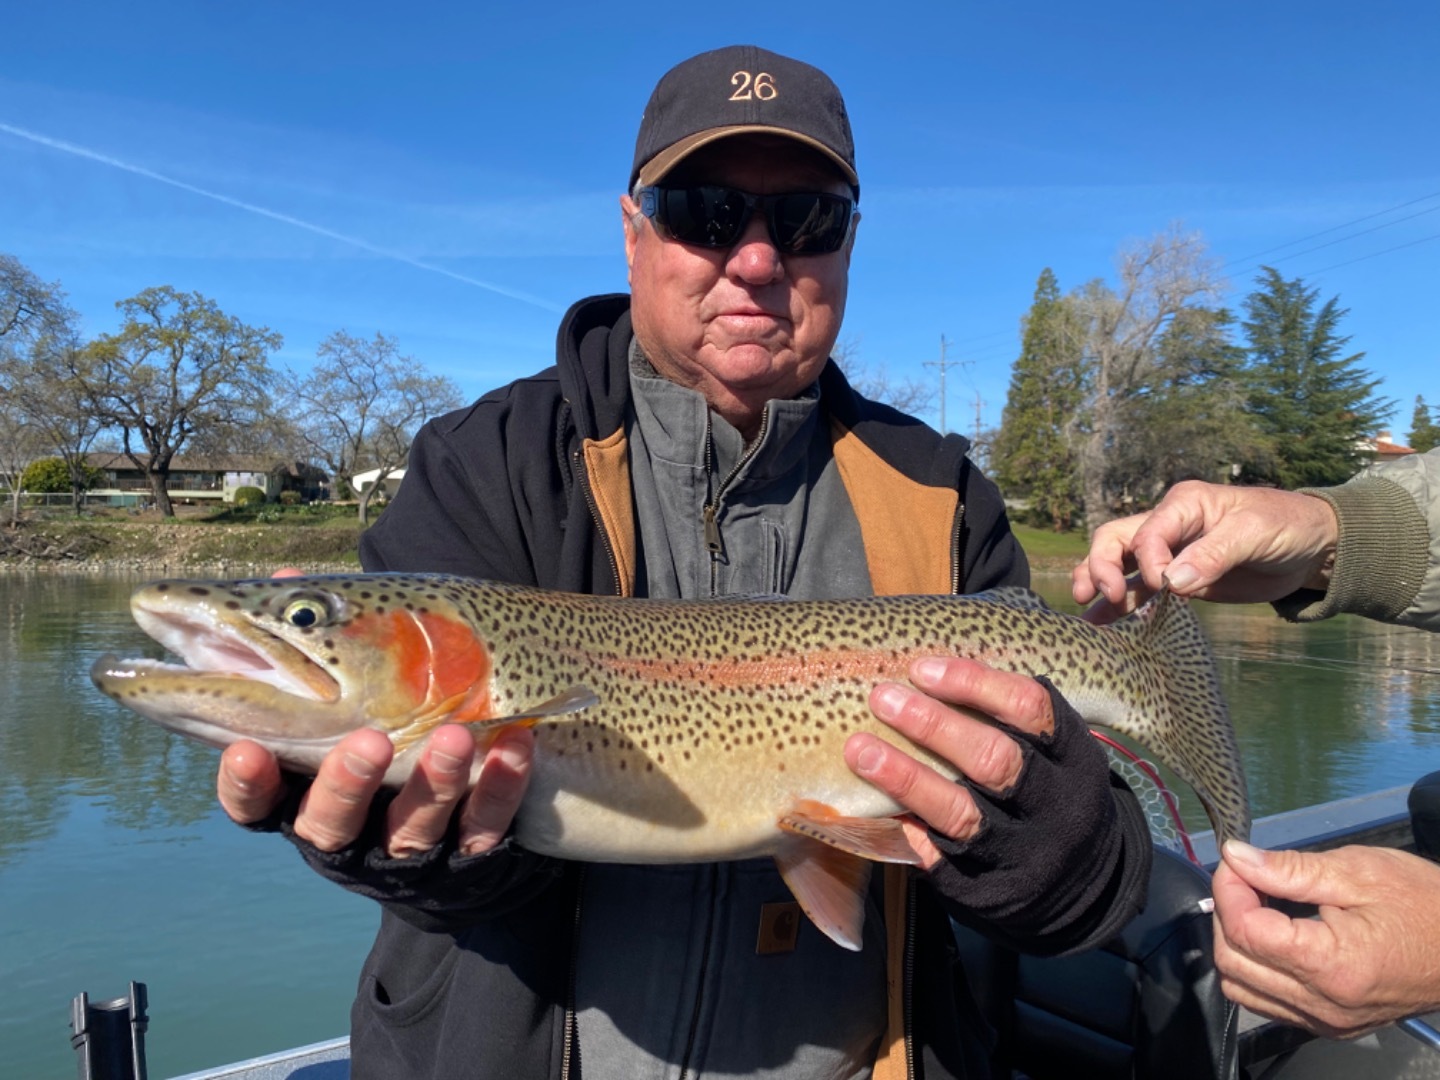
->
[556,294,975,601]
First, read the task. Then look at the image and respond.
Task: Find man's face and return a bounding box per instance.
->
[621,136,858,439]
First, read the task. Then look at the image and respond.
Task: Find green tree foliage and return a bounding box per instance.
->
[232,485,266,507]
[1240,268,1392,488]
[1409,395,1440,454]
[79,287,282,517]
[992,269,1086,530]
[21,456,101,493]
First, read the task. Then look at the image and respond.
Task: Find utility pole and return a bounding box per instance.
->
[973,390,985,447]
[923,335,969,434]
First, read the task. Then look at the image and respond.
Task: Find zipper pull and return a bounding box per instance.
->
[703,504,722,554]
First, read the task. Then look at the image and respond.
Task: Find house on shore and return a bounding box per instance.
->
[81,453,329,506]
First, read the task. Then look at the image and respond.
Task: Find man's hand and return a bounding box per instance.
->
[1213,841,1440,1038]
[218,726,535,858]
[1072,481,1340,615]
[845,657,1056,867]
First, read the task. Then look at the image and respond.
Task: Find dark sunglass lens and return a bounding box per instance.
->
[662,187,747,248]
[771,194,849,254]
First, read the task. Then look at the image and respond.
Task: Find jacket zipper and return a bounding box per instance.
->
[676,864,719,1080]
[701,408,772,596]
[903,878,918,1080]
[949,497,967,595]
[560,867,586,1080]
[573,449,624,597]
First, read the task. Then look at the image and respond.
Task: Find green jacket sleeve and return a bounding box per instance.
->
[1275,449,1440,630]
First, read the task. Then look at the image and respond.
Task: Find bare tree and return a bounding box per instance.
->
[831,336,937,418]
[291,331,463,524]
[1072,227,1224,532]
[0,400,45,525]
[0,253,69,342]
[78,287,282,517]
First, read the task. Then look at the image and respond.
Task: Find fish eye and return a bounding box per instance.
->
[282,597,331,629]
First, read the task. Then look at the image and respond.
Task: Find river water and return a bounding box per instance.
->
[2,571,1439,1078]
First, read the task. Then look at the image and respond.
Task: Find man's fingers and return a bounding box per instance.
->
[1073,515,1145,605]
[855,658,1056,832]
[218,739,286,824]
[293,728,394,852]
[1222,841,1368,909]
[908,657,1054,739]
[384,725,478,858]
[845,732,983,845]
[457,727,535,856]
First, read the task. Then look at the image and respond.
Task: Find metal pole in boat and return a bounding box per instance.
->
[1398,1017,1440,1053]
[69,981,149,1080]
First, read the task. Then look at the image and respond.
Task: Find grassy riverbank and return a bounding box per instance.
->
[0,504,364,573]
[1,508,1087,575]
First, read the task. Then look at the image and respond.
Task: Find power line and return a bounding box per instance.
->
[1303,229,1440,275]
[1226,203,1440,277]
[922,335,972,434]
[1222,187,1440,268]
[930,186,1440,384]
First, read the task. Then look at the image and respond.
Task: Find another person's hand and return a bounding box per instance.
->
[845,658,1063,867]
[1072,481,1340,616]
[1213,840,1440,1038]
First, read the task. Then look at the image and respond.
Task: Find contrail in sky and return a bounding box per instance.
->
[0,121,564,313]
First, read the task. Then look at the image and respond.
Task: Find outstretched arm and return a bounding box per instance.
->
[1072,481,1338,614]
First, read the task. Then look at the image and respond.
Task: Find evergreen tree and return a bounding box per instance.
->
[992,269,1086,530]
[1240,267,1392,488]
[1410,395,1440,453]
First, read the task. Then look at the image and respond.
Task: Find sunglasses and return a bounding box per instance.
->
[637,185,856,255]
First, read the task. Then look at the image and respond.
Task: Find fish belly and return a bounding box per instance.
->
[514,746,906,864]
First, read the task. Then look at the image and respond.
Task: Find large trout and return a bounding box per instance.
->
[92,574,1249,949]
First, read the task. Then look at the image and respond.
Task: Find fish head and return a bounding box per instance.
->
[91,574,494,775]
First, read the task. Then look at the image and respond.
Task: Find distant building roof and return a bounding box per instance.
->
[1360,431,1415,461]
[82,452,326,479]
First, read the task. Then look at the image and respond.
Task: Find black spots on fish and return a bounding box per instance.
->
[155,583,170,592]
[188,586,211,596]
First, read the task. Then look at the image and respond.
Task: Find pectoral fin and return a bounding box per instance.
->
[393,685,600,756]
[464,685,599,730]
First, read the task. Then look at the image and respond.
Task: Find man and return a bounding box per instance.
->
[1074,450,1440,1039]
[221,46,1152,1079]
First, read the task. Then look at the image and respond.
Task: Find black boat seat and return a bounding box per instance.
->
[953,846,1238,1080]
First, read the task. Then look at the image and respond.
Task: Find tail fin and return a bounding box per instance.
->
[1107,589,1252,845]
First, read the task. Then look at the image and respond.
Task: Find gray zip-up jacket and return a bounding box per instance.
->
[1278,449,1440,629]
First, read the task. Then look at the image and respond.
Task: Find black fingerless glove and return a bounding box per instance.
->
[241,780,563,933]
[925,676,1153,956]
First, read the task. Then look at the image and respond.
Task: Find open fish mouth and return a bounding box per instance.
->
[108,606,342,704]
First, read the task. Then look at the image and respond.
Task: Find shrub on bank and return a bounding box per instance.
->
[233,486,267,507]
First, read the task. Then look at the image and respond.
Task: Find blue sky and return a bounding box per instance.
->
[3,2,1436,443]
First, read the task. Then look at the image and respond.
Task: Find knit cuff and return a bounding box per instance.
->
[1274,479,1428,623]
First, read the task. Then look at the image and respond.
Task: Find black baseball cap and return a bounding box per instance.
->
[630,45,859,197]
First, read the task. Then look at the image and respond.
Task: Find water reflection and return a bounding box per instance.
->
[0,574,222,869]
[1032,578,1440,821]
